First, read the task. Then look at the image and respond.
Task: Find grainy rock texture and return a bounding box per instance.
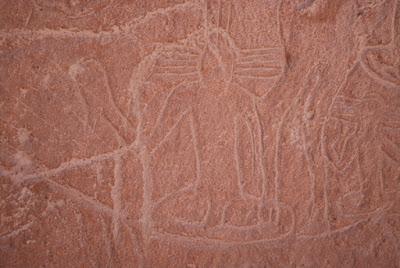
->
[1,0,400,267]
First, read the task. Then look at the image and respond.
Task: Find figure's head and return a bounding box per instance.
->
[199,28,238,87]
[197,0,285,97]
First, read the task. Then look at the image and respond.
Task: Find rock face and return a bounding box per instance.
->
[1,0,399,267]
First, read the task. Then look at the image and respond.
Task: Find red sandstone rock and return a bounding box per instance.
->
[1,0,399,267]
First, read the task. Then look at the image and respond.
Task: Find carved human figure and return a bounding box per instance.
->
[133,0,294,243]
[322,0,400,230]
[283,0,398,237]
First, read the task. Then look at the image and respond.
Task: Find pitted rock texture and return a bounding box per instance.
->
[1,0,400,267]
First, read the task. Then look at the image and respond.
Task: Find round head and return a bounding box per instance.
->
[199,29,238,88]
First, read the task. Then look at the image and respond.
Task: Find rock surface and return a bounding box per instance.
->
[1,0,400,267]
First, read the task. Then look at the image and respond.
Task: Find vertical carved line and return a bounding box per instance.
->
[111,154,124,254]
[233,115,245,198]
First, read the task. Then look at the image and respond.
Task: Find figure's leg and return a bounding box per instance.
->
[357,143,385,212]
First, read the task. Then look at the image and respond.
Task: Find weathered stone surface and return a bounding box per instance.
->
[1,0,399,267]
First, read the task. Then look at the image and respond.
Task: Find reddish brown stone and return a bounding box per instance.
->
[1,0,400,267]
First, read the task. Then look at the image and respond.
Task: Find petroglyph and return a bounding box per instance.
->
[129,0,295,245]
[1,0,400,266]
